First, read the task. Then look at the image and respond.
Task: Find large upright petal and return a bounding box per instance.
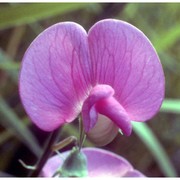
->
[88,19,165,122]
[19,22,92,131]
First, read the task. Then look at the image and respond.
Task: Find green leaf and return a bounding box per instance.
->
[132,122,177,177]
[153,24,180,52]
[0,3,90,30]
[0,61,20,70]
[0,49,19,82]
[0,96,42,157]
[160,99,180,114]
[0,129,12,146]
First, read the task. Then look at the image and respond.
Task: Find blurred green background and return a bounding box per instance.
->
[0,3,180,177]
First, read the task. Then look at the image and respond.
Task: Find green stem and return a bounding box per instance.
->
[28,129,60,177]
[78,115,86,151]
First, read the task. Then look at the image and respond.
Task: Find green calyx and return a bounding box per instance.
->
[54,147,88,177]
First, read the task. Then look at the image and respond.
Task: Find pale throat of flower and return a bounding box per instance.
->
[81,84,132,146]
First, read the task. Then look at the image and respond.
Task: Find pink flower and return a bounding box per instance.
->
[19,19,164,141]
[41,147,145,177]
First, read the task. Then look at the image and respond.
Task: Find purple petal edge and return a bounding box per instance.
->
[41,147,145,177]
[19,22,91,131]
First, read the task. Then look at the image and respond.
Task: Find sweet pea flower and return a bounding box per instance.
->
[19,19,164,143]
[41,147,145,177]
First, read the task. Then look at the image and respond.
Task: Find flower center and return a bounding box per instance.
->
[82,84,132,136]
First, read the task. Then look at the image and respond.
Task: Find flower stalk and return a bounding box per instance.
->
[28,129,60,177]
